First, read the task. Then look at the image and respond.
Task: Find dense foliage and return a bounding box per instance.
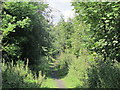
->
[1,2,51,66]
[72,1,120,62]
[1,1,120,88]
[51,17,93,88]
[2,60,44,88]
[70,1,120,88]
[1,2,52,88]
[49,1,120,88]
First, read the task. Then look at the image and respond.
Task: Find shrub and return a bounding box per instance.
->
[2,60,45,88]
[57,52,92,88]
[87,59,120,88]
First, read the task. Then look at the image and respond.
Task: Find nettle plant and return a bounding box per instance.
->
[2,60,45,88]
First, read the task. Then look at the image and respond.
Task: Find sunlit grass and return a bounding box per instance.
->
[62,74,83,88]
[41,78,57,88]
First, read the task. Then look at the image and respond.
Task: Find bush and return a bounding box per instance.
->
[87,58,120,88]
[54,52,74,78]
[58,52,93,88]
[2,60,45,88]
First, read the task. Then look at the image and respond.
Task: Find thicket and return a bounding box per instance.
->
[1,1,120,88]
[72,1,120,62]
[1,1,52,88]
[50,1,120,88]
[1,2,51,68]
[2,60,45,88]
[52,18,93,88]
[69,1,120,88]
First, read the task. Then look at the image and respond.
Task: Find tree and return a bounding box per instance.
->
[51,17,74,56]
[1,2,51,66]
[72,1,120,62]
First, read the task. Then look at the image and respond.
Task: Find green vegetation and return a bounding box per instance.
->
[2,60,44,88]
[1,0,120,88]
[41,78,57,88]
[1,1,51,70]
[70,1,120,88]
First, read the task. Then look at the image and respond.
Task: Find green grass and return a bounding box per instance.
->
[41,78,57,88]
[62,75,83,88]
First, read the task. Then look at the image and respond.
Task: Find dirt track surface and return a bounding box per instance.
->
[51,71,66,88]
[54,79,65,88]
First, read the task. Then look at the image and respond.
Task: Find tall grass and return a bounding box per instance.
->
[2,60,45,88]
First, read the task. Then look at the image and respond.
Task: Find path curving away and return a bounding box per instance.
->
[54,79,65,88]
[51,71,66,88]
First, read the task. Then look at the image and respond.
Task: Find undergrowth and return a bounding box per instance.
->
[2,60,45,88]
[41,78,57,88]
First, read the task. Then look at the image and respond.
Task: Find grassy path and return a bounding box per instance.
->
[42,60,66,88]
[41,77,66,88]
[51,70,66,88]
[41,78,57,88]
[54,79,65,88]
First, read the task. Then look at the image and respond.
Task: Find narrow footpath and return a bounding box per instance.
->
[51,70,66,88]
[49,57,66,88]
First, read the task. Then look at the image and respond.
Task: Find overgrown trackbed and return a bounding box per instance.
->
[50,57,65,88]
[51,70,66,88]
[49,56,66,88]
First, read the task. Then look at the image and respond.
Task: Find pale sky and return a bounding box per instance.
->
[45,0,75,24]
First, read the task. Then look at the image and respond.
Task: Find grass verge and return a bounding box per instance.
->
[41,78,57,88]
